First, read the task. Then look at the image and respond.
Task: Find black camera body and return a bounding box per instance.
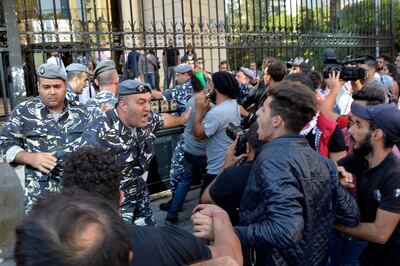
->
[226,122,247,156]
[322,57,367,81]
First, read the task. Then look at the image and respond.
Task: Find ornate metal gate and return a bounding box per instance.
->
[0,1,10,119]
[11,0,396,99]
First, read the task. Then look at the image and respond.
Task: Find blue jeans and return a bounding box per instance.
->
[164,66,176,89]
[168,152,207,218]
[328,229,368,266]
[144,73,155,89]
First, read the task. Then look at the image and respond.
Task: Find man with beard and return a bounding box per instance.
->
[193,71,241,194]
[335,102,400,265]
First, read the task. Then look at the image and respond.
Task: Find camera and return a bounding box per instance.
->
[322,56,367,81]
[226,122,247,156]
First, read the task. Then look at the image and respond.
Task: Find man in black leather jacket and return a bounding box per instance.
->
[192,80,360,266]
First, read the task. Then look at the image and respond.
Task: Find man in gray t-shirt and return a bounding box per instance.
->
[193,71,241,194]
[166,75,208,223]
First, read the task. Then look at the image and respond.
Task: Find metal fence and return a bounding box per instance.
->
[0,1,10,120]
[0,0,397,111]
[0,0,397,192]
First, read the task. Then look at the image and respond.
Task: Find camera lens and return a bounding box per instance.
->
[226,122,242,140]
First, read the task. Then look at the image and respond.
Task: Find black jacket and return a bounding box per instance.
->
[235,135,360,266]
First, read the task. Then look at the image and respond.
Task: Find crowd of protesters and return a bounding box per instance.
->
[0,41,400,266]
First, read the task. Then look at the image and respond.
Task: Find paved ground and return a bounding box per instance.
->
[150,187,201,232]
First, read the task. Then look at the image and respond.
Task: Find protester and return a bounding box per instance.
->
[201,121,264,225]
[193,71,241,194]
[14,189,132,266]
[335,103,400,266]
[62,146,242,266]
[138,49,157,89]
[285,73,347,161]
[218,60,231,72]
[193,81,360,266]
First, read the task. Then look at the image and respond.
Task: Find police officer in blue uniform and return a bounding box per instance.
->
[0,63,92,210]
[80,79,191,226]
[65,63,89,104]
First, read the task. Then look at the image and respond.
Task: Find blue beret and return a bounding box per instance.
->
[37,63,67,81]
[93,60,116,77]
[118,80,152,96]
[240,67,255,80]
[175,63,192,74]
[66,63,88,74]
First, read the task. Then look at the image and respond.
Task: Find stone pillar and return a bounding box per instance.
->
[3,0,26,108]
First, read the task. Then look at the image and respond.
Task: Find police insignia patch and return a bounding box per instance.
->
[39,66,45,75]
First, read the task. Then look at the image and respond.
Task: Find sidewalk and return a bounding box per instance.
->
[150,187,201,232]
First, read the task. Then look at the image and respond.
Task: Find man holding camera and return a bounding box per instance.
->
[200,122,264,225]
[193,71,241,194]
[334,55,387,115]
[192,81,360,266]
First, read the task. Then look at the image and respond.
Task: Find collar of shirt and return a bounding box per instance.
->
[33,97,72,123]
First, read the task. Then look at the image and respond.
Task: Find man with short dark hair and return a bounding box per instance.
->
[241,59,287,113]
[201,122,264,225]
[85,60,119,118]
[218,60,231,72]
[80,80,191,226]
[14,189,132,266]
[249,61,262,84]
[0,63,91,210]
[193,81,360,265]
[126,49,140,79]
[65,63,89,104]
[62,146,242,266]
[335,103,400,265]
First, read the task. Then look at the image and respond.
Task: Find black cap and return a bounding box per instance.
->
[351,102,400,148]
[212,71,239,99]
[118,80,152,96]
